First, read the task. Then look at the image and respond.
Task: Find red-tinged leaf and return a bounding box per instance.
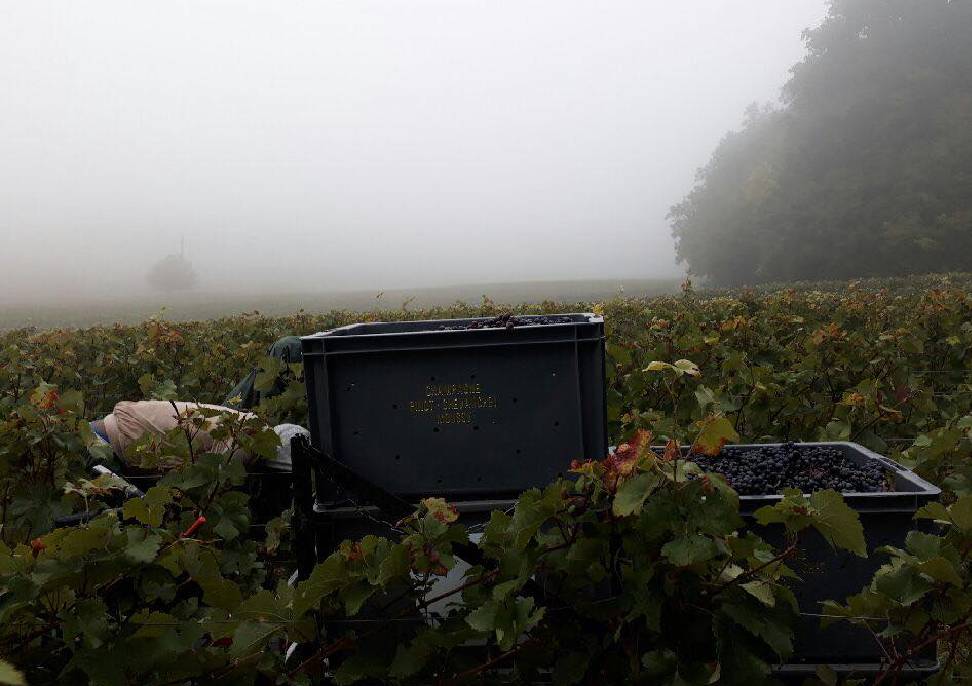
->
[691,415,740,456]
[569,459,598,475]
[340,541,366,562]
[602,429,654,491]
[421,497,459,524]
[662,439,681,462]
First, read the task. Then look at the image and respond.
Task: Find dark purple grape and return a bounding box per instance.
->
[687,444,892,495]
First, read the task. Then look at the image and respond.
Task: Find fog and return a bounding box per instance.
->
[0,0,827,304]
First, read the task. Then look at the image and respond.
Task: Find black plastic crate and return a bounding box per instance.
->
[292,439,939,676]
[722,442,941,670]
[301,313,607,500]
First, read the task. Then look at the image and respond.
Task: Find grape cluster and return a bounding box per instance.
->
[437,314,575,331]
[688,443,892,495]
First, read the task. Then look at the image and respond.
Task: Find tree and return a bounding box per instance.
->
[147,238,198,292]
[670,0,972,286]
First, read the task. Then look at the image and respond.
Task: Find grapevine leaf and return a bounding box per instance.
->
[915,502,950,523]
[816,664,838,686]
[199,576,243,611]
[661,535,720,567]
[607,344,632,366]
[874,562,932,605]
[333,643,394,686]
[673,359,701,376]
[491,579,521,601]
[691,415,739,456]
[807,490,867,557]
[947,495,972,532]
[820,419,851,441]
[644,361,674,372]
[720,598,793,657]
[180,547,244,611]
[341,581,376,616]
[466,600,499,634]
[916,557,962,586]
[421,497,459,524]
[230,621,274,657]
[904,530,942,560]
[63,651,127,686]
[294,555,348,615]
[741,581,776,607]
[254,355,286,392]
[55,519,118,558]
[124,530,162,564]
[695,385,717,411]
[506,597,545,650]
[263,514,289,555]
[757,490,866,557]
[510,489,557,548]
[131,611,179,639]
[137,373,156,397]
[388,633,436,679]
[377,543,411,587]
[122,486,172,527]
[612,472,662,517]
[62,599,110,649]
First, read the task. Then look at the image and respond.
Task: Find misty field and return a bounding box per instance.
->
[0,278,681,331]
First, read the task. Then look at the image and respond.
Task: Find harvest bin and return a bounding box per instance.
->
[727,442,941,676]
[300,313,607,501]
[308,442,940,675]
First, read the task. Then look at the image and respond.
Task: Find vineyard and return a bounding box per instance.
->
[2,273,972,684]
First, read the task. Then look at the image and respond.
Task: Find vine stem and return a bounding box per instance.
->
[288,635,356,678]
[734,360,757,433]
[419,569,499,609]
[436,638,539,685]
[873,614,972,685]
[709,540,798,594]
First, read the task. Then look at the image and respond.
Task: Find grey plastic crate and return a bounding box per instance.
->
[719,442,941,669]
[301,314,607,500]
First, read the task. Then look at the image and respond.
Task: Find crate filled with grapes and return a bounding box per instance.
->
[684,441,940,673]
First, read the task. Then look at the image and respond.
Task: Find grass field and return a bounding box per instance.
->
[0,277,681,330]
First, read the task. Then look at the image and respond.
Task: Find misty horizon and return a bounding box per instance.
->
[1,1,828,302]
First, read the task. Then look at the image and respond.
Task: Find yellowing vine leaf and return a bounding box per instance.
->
[421,497,459,524]
[692,415,739,456]
[0,660,25,686]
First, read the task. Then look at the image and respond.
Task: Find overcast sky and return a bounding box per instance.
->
[0,0,828,301]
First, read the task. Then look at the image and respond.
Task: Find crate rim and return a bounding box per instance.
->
[302,312,604,341]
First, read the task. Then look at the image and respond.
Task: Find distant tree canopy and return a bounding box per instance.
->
[670,0,972,286]
[147,254,198,292]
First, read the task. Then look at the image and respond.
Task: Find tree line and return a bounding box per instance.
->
[670,0,972,286]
